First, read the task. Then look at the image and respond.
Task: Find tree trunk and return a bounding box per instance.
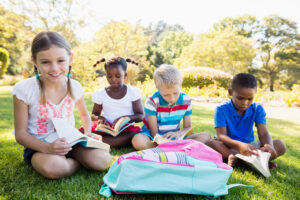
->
[269,71,275,92]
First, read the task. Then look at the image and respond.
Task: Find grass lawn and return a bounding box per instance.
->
[0,85,299,200]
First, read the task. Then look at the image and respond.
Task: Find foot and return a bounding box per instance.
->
[228,154,238,167]
[269,161,278,169]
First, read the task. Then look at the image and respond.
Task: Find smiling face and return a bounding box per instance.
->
[229,87,256,114]
[34,45,72,83]
[158,84,181,105]
[106,64,127,88]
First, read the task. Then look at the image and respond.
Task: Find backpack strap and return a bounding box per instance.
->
[227,184,254,189]
[99,184,112,198]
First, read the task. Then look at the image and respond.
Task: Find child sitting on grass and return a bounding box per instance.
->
[131,64,211,150]
[85,56,143,148]
[12,32,112,179]
[207,73,286,168]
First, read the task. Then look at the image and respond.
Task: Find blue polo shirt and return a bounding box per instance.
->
[214,99,266,143]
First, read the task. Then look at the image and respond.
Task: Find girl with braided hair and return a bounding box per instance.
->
[12,32,112,179]
[88,56,143,148]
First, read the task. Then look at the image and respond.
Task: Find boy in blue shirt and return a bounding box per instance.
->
[207,73,286,168]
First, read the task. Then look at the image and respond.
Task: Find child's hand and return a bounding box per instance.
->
[97,116,109,126]
[48,138,72,156]
[239,143,259,156]
[163,131,182,140]
[87,133,102,141]
[260,144,277,159]
[91,114,99,121]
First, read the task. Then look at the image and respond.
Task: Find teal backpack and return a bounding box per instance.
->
[100,140,252,198]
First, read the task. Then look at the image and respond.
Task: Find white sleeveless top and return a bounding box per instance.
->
[92,85,141,124]
[12,77,84,140]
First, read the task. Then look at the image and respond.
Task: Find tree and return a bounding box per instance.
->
[213,14,258,38]
[144,21,185,67]
[0,47,9,78]
[174,30,256,74]
[144,20,184,44]
[256,15,300,91]
[72,21,152,85]
[156,31,193,65]
[0,4,33,75]
[274,43,300,89]
[4,0,90,46]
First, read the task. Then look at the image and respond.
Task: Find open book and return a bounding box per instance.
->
[44,118,110,151]
[153,128,193,144]
[95,116,134,137]
[235,150,271,177]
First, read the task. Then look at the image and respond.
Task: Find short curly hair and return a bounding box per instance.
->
[232,73,257,91]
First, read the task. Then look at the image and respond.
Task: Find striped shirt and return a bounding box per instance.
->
[142,91,192,135]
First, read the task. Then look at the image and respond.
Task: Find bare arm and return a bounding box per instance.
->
[75,97,92,135]
[129,99,144,122]
[216,127,258,156]
[257,124,277,158]
[163,116,192,139]
[147,115,158,138]
[14,96,70,155]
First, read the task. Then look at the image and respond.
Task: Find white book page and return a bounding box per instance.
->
[257,151,271,175]
[51,118,87,145]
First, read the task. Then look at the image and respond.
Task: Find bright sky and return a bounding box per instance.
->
[78,0,300,41]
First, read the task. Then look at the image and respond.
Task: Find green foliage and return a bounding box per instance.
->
[181,67,232,89]
[72,21,152,87]
[213,14,258,38]
[181,84,228,99]
[256,15,300,91]
[0,5,33,75]
[145,21,185,67]
[157,31,193,65]
[136,76,157,97]
[144,20,184,44]
[175,30,256,74]
[0,47,9,78]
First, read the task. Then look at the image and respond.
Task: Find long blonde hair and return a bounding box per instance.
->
[31,32,74,104]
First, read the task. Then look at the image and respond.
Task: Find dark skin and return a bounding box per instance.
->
[91,64,144,148]
[206,87,285,168]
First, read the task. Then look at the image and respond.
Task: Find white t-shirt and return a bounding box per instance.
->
[12,77,84,141]
[92,85,141,124]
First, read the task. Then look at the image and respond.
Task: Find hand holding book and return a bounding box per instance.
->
[48,137,72,156]
[153,128,193,144]
[95,116,133,137]
[91,114,110,126]
[239,143,259,157]
[260,144,277,160]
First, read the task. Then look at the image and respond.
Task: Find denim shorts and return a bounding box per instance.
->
[23,148,36,165]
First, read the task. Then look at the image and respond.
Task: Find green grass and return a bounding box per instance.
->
[0,85,299,200]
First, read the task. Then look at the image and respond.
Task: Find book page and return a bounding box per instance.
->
[114,117,130,132]
[51,118,87,145]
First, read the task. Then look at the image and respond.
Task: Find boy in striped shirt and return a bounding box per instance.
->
[132,64,211,150]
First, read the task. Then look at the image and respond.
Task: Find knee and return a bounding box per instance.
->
[87,150,111,171]
[200,132,212,143]
[41,160,70,179]
[132,135,152,150]
[274,140,286,157]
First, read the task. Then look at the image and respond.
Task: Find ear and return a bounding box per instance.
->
[124,72,127,78]
[228,88,233,96]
